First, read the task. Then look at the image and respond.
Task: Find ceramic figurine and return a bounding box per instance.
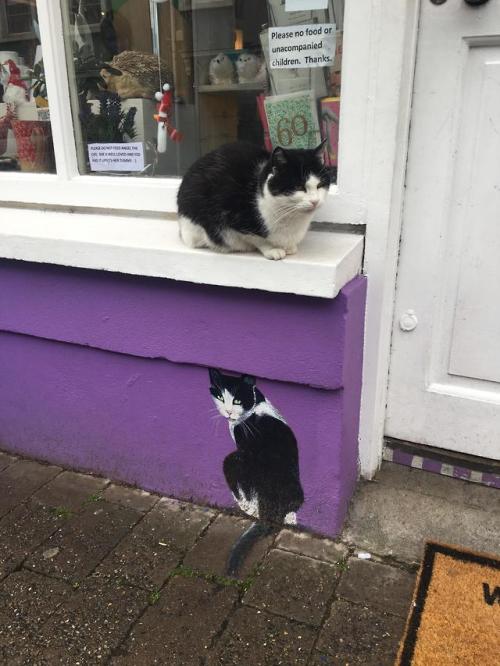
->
[100,51,172,99]
[236,52,266,84]
[2,60,28,106]
[208,53,235,86]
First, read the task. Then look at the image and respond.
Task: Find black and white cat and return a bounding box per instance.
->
[178,141,330,260]
[209,368,304,574]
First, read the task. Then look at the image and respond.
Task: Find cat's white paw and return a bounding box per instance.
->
[285,245,298,255]
[263,247,286,261]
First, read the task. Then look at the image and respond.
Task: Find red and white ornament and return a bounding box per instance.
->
[2,59,28,106]
[154,83,182,153]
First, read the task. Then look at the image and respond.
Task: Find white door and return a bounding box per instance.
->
[386,0,500,460]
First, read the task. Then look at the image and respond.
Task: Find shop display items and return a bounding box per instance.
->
[100,51,172,100]
[2,60,28,105]
[236,52,267,84]
[154,83,183,153]
[79,92,137,144]
[208,53,235,86]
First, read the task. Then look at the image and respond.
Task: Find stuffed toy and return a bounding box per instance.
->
[208,53,235,85]
[101,51,172,99]
[236,52,267,85]
[2,60,28,106]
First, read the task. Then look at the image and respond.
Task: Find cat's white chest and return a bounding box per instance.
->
[257,195,313,248]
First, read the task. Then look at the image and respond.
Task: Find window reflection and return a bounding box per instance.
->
[0,0,55,173]
[62,0,343,179]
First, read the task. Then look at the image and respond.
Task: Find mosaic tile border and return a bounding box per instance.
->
[383,438,500,490]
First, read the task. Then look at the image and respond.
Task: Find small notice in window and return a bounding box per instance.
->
[285,0,328,11]
[269,23,335,69]
[88,142,144,172]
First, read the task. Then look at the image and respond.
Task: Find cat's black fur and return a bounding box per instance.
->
[178,141,330,247]
[209,369,304,575]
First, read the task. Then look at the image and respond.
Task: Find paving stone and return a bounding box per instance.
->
[243,549,338,626]
[343,479,500,563]
[462,480,500,514]
[112,576,238,665]
[382,463,469,502]
[103,483,158,513]
[0,460,61,519]
[95,497,215,590]
[0,451,16,472]
[336,558,415,618]
[377,462,500,514]
[25,501,141,582]
[316,599,405,666]
[207,606,315,666]
[0,570,71,663]
[183,513,273,579]
[33,470,109,512]
[35,577,148,663]
[276,529,348,564]
[0,501,64,580]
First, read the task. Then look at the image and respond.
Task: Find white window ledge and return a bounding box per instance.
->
[0,207,363,299]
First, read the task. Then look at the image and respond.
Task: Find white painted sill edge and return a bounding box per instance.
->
[0,207,364,299]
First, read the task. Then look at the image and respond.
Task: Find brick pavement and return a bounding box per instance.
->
[0,452,416,665]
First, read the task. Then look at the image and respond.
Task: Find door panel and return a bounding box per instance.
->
[448,48,500,385]
[386,0,500,459]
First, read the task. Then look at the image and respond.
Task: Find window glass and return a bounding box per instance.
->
[62,0,343,179]
[0,0,55,173]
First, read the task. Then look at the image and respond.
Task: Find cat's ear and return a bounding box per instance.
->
[209,368,223,386]
[241,374,256,387]
[314,138,327,159]
[271,146,288,170]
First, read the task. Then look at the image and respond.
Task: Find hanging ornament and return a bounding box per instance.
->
[154,83,182,153]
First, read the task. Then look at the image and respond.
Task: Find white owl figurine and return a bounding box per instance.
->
[208,53,235,86]
[236,52,267,84]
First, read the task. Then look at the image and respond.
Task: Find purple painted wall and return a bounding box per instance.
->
[0,261,354,390]
[0,260,366,536]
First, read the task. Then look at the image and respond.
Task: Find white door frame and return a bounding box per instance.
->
[342,0,422,477]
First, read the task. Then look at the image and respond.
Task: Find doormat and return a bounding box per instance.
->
[384,438,500,490]
[397,542,500,666]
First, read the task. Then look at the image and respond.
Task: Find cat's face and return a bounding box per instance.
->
[209,369,256,422]
[266,143,330,212]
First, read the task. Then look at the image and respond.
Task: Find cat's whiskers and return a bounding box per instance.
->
[269,203,304,226]
[244,419,259,438]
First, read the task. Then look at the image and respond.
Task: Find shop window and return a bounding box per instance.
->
[61,0,343,179]
[0,0,56,173]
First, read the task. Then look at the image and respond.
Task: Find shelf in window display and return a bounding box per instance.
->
[190,0,234,9]
[196,82,267,93]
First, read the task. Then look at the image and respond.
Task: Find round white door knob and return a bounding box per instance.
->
[399,310,418,331]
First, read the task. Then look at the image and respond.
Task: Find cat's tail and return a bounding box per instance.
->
[226,522,273,578]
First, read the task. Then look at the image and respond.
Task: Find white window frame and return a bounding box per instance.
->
[0,0,363,222]
[0,0,420,479]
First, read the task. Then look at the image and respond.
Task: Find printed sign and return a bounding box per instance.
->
[88,142,144,172]
[264,90,320,149]
[286,0,328,11]
[269,23,336,69]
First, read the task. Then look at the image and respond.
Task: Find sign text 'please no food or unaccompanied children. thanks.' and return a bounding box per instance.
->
[269,24,336,69]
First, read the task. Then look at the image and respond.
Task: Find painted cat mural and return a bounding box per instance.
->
[209,369,304,575]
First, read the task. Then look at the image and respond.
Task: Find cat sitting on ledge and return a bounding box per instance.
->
[177,141,330,261]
